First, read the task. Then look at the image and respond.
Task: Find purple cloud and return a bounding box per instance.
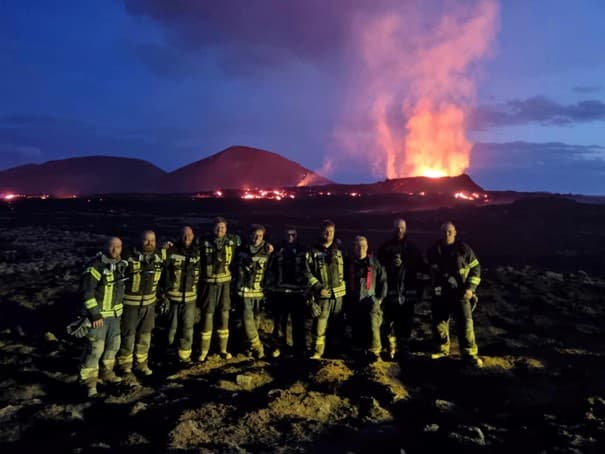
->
[470,141,605,194]
[470,96,605,130]
[573,85,601,94]
[122,0,410,75]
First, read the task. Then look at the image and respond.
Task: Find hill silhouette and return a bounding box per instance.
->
[160,145,332,192]
[0,156,166,196]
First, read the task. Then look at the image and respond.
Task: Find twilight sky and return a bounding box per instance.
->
[1,0,605,194]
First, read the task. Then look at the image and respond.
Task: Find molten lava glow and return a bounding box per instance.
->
[454,191,488,202]
[240,189,295,200]
[332,1,500,179]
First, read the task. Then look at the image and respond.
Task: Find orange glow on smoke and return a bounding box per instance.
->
[334,0,500,180]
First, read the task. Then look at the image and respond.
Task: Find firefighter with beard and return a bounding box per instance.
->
[164,226,201,365]
[304,219,347,359]
[427,221,483,367]
[235,224,272,359]
[79,236,128,397]
[116,230,165,378]
[346,236,387,362]
[197,217,241,362]
[377,218,428,360]
[265,226,308,358]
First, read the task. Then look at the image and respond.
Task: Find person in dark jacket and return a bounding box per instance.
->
[164,226,201,364]
[265,226,308,358]
[346,236,387,361]
[377,218,428,359]
[79,236,128,397]
[427,221,483,367]
[117,230,166,378]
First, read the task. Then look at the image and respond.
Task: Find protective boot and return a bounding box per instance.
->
[134,361,153,376]
[197,331,212,362]
[250,336,265,360]
[100,360,122,383]
[310,335,325,359]
[464,355,484,368]
[217,329,232,360]
[83,377,98,397]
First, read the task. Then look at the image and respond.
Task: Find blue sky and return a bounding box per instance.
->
[1,0,604,194]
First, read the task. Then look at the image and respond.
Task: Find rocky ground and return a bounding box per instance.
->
[1,198,605,452]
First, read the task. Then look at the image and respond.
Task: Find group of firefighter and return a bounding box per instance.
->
[77,217,482,397]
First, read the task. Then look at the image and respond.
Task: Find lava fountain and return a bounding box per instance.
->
[334,0,500,180]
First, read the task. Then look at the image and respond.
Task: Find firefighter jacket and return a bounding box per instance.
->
[265,240,308,294]
[234,241,272,299]
[427,239,481,295]
[345,255,387,305]
[200,234,241,284]
[122,248,166,306]
[164,242,201,303]
[377,235,428,303]
[81,252,128,321]
[305,240,346,298]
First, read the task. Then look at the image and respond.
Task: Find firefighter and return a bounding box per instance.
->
[197,217,241,362]
[164,226,201,364]
[235,224,272,359]
[116,230,165,378]
[305,219,347,359]
[265,226,308,358]
[427,221,483,367]
[79,236,128,397]
[377,218,428,360]
[346,236,387,362]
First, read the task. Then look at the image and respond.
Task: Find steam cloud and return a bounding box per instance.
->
[332,0,500,179]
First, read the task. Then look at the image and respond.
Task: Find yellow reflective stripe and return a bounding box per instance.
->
[204,274,232,283]
[469,276,481,285]
[161,248,167,261]
[332,283,346,298]
[87,267,102,281]
[132,275,141,293]
[153,269,162,284]
[117,354,133,367]
[469,259,479,268]
[131,261,141,292]
[167,290,197,303]
[84,298,97,309]
[102,271,114,311]
[225,245,233,266]
[238,288,264,298]
[123,294,157,305]
[459,267,469,279]
[99,304,122,318]
[336,253,344,283]
[308,276,319,287]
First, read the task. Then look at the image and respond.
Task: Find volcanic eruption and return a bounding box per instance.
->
[333,0,500,180]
